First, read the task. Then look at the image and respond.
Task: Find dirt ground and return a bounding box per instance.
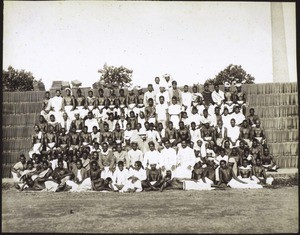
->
[2,186,298,233]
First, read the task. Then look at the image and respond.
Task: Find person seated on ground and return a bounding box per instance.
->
[223,82,235,114]
[81,150,91,172]
[239,119,252,147]
[233,82,247,115]
[19,175,44,191]
[230,105,245,126]
[261,147,279,172]
[44,160,73,192]
[176,121,191,146]
[142,163,163,191]
[214,147,229,182]
[11,154,28,189]
[165,121,178,147]
[70,112,84,133]
[251,119,267,147]
[85,111,99,133]
[68,126,80,151]
[203,159,218,185]
[32,154,43,171]
[183,162,215,191]
[31,160,53,190]
[217,160,247,188]
[90,160,102,190]
[159,171,184,192]
[227,118,240,148]
[44,124,58,154]
[19,160,37,183]
[250,139,262,160]
[120,161,147,193]
[174,140,196,179]
[143,141,161,170]
[127,141,144,169]
[214,119,227,148]
[247,108,260,127]
[159,139,177,177]
[228,147,240,175]
[50,152,68,170]
[66,159,91,192]
[29,125,43,159]
[113,144,128,168]
[252,158,274,185]
[168,96,182,130]
[74,88,88,119]
[111,161,129,192]
[98,142,115,179]
[236,159,263,188]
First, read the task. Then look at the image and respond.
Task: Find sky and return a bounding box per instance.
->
[3,1,296,90]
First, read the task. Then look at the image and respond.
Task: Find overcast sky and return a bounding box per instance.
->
[3,1,296,90]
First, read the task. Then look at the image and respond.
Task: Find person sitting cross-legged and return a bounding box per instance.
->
[252,158,274,185]
[237,159,263,189]
[112,161,130,192]
[142,163,163,191]
[66,159,91,192]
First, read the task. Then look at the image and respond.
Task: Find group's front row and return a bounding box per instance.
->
[12,145,273,193]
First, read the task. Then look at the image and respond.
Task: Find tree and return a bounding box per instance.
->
[2,66,35,91]
[98,63,133,88]
[205,64,255,85]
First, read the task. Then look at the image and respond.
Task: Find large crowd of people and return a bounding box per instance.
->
[11,74,279,192]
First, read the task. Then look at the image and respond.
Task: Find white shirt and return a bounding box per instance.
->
[85,118,99,133]
[116,119,127,130]
[215,155,229,165]
[160,147,177,169]
[146,130,161,142]
[48,96,63,112]
[222,114,232,129]
[200,115,214,126]
[156,103,168,120]
[190,129,201,143]
[91,132,101,143]
[168,104,181,116]
[177,146,196,167]
[189,113,201,127]
[155,91,170,105]
[161,78,173,90]
[182,92,192,107]
[227,125,240,142]
[128,168,147,181]
[211,90,225,105]
[144,91,156,106]
[60,118,71,133]
[231,112,246,126]
[143,150,161,169]
[124,129,134,140]
[112,168,129,185]
[127,149,144,168]
[77,169,82,182]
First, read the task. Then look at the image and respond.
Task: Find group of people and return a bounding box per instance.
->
[11,74,279,192]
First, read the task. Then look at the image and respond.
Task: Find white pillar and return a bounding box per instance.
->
[271,2,289,82]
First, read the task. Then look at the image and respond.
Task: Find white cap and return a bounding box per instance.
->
[224,82,231,88]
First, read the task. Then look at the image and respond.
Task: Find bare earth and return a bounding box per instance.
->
[2,187,298,233]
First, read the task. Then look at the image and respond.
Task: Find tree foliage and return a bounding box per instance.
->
[2,66,35,91]
[205,64,255,85]
[98,63,133,88]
